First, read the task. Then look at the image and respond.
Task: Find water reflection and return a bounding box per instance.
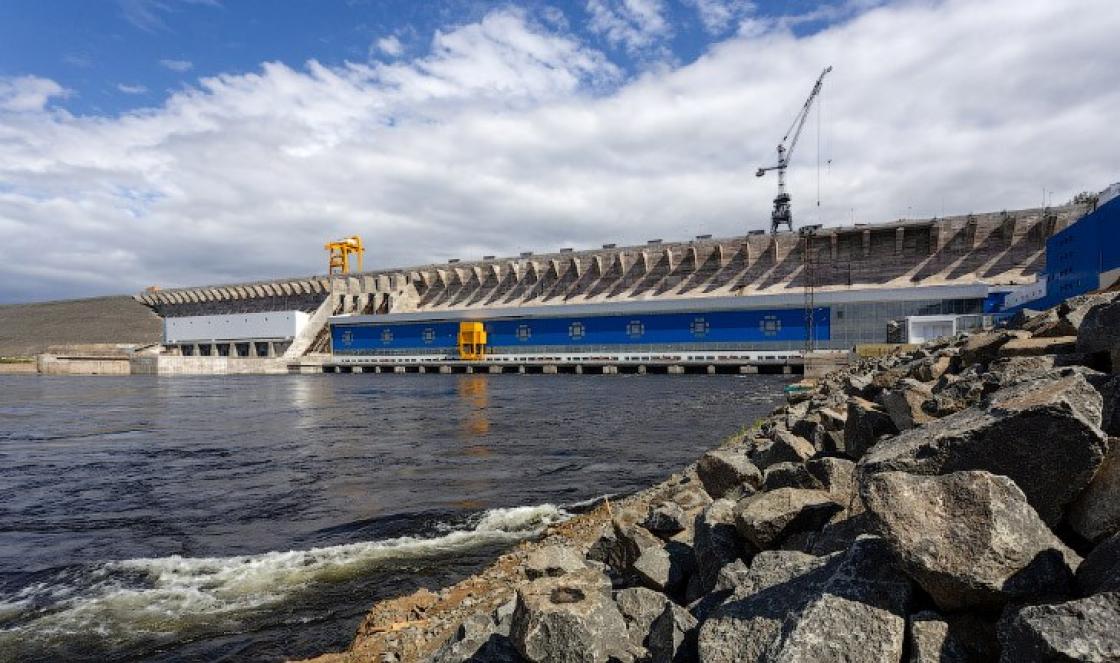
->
[458,375,491,441]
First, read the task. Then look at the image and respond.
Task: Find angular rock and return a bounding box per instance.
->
[525,545,588,580]
[431,613,503,663]
[697,551,839,663]
[751,430,816,470]
[1099,376,1120,436]
[999,336,1078,358]
[633,540,694,595]
[907,611,998,663]
[696,448,761,500]
[761,462,821,491]
[511,567,629,663]
[806,457,859,512]
[912,355,953,383]
[988,355,1058,386]
[999,592,1120,663]
[844,372,873,397]
[734,488,842,550]
[614,587,668,649]
[648,602,697,663]
[665,480,713,512]
[844,396,899,459]
[860,373,1107,524]
[1069,441,1120,541]
[879,378,935,431]
[863,471,1080,611]
[692,499,745,595]
[960,330,1029,367]
[1077,532,1120,595]
[762,536,912,663]
[643,501,689,537]
[809,511,875,555]
[1076,299,1120,359]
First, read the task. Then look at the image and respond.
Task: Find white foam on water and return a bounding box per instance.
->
[0,503,566,656]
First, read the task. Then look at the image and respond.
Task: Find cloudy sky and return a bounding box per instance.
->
[0,0,1116,302]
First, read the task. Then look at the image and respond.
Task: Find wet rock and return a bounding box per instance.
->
[696,448,761,500]
[863,471,1079,611]
[761,462,821,491]
[733,488,842,550]
[511,567,629,663]
[907,611,998,663]
[860,373,1107,524]
[999,336,1078,358]
[526,546,588,580]
[643,502,689,537]
[614,587,668,649]
[692,499,745,596]
[879,378,935,431]
[696,551,839,663]
[844,396,899,459]
[1068,441,1120,542]
[1077,532,1120,595]
[751,431,815,470]
[648,601,697,663]
[762,536,912,663]
[999,592,1120,662]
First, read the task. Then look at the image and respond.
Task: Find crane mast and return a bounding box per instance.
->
[756,66,832,234]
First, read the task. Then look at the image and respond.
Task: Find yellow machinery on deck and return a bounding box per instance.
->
[325,236,365,275]
[457,322,487,360]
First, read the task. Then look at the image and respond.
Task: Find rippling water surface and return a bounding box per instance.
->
[0,373,785,662]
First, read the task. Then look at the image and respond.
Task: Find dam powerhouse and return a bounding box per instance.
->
[11,183,1103,377]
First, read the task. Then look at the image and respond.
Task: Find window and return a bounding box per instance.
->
[626,320,645,339]
[690,317,710,338]
[380,329,394,343]
[517,324,532,342]
[569,321,585,340]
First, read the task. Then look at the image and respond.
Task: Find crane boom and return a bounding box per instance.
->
[756,66,832,234]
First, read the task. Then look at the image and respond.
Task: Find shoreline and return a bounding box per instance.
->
[302,290,1120,663]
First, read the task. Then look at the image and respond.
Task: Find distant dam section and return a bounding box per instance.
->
[6,196,1115,375]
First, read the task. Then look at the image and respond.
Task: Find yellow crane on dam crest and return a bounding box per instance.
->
[325,235,365,275]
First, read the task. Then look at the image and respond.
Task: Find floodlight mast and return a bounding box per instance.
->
[756,66,832,234]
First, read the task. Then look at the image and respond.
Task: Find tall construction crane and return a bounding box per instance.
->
[325,235,365,275]
[756,66,832,234]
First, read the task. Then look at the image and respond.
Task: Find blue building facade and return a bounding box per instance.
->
[332,307,831,356]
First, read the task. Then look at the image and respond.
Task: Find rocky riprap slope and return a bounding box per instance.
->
[321,291,1120,663]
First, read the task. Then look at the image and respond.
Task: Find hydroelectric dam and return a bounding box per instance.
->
[41,189,1102,377]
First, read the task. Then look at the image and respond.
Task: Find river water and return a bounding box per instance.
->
[0,373,785,662]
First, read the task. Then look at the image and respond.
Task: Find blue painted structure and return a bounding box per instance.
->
[1001,196,1120,314]
[332,307,830,356]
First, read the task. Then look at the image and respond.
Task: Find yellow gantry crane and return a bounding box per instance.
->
[325,235,365,275]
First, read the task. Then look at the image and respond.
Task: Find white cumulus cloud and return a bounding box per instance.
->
[0,1,1117,302]
[117,83,149,95]
[376,35,404,57]
[586,0,672,54]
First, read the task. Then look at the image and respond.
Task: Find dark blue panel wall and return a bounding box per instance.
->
[332,307,830,355]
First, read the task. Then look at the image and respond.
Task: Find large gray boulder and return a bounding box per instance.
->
[734,488,842,550]
[959,330,1028,367]
[632,540,694,595]
[806,457,860,513]
[751,430,815,470]
[844,396,898,458]
[907,611,997,663]
[863,471,1080,611]
[697,551,839,663]
[879,378,934,431]
[525,546,588,580]
[648,602,697,663]
[860,373,1107,524]
[511,567,630,663]
[431,613,520,663]
[998,336,1078,358]
[696,448,761,500]
[643,501,690,537]
[761,536,912,663]
[692,499,745,595]
[1068,440,1120,542]
[1077,532,1120,595]
[761,461,821,491]
[614,587,668,649]
[1076,299,1120,359]
[999,592,1120,662]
